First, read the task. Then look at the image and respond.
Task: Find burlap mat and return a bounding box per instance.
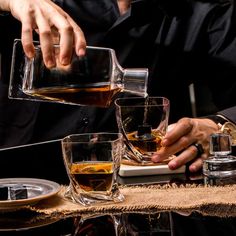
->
[27,184,236,218]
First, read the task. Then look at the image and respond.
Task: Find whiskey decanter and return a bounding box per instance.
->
[203,133,236,178]
[9,39,148,107]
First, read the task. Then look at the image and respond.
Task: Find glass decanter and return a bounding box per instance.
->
[203,133,236,178]
[9,39,148,107]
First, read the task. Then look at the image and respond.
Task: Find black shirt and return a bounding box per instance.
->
[0,0,236,147]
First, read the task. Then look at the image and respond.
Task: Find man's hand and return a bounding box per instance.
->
[3,0,86,68]
[151,117,219,172]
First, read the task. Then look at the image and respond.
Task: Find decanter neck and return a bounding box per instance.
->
[122,68,148,97]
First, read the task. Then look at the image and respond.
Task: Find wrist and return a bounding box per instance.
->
[205,114,229,130]
[206,114,236,146]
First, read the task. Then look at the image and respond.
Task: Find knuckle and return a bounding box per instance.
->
[61,24,73,34]
[78,40,87,48]
[40,29,52,37]
[27,5,36,16]
[74,26,84,35]
[21,24,32,34]
[23,42,33,52]
[179,117,192,130]
[179,117,191,124]
[189,147,197,156]
[180,136,189,148]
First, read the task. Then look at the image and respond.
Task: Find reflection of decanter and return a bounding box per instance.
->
[9,39,148,107]
[203,133,236,178]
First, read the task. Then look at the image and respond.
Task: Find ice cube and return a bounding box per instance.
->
[9,184,28,200]
[0,186,8,200]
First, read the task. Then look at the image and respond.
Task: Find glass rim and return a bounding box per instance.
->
[61,132,123,143]
[114,96,170,107]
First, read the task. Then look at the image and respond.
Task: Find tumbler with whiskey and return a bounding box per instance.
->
[115,97,170,165]
[61,133,124,206]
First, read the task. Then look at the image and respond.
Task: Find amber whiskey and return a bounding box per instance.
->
[24,86,121,107]
[127,125,164,155]
[70,162,113,192]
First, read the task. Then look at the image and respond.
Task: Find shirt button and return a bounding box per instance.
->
[82,117,89,126]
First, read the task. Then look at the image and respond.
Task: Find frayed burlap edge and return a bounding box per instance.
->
[24,184,236,218]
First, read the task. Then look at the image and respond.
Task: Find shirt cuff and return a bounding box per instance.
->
[205,114,229,127]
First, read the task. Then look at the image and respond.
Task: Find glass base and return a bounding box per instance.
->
[64,184,125,206]
[123,151,174,166]
[203,155,236,178]
[204,175,236,186]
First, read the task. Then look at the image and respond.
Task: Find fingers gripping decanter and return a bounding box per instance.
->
[203,133,236,178]
[9,39,148,107]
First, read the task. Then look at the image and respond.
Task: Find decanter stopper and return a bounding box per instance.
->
[210,133,232,156]
[203,133,236,178]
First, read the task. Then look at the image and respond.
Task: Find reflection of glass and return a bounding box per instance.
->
[72,214,122,236]
[71,212,171,236]
[203,133,236,178]
[121,212,171,235]
[9,39,148,107]
[204,175,236,186]
[61,133,124,206]
[115,97,170,165]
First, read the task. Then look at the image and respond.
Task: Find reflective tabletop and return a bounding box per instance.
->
[1,209,236,236]
[0,140,236,235]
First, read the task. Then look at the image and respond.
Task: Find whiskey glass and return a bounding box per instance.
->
[115,97,170,165]
[61,133,125,206]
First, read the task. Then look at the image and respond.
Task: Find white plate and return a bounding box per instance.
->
[119,164,186,177]
[0,178,61,210]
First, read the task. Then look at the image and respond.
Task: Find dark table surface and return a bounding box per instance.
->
[0,140,236,235]
[1,207,236,236]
